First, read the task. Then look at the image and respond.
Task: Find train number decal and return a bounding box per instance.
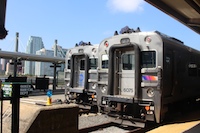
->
[123,88,133,93]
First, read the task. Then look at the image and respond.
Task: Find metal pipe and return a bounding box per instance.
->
[0,0,7,39]
[0,50,65,63]
[53,63,56,90]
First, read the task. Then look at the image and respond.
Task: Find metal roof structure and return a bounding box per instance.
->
[0,0,7,39]
[0,50,65,63]
[145,0,200,35]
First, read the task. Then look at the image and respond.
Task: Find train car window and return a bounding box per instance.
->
[141,51,156,68]
[188,63,197,76]
[102,54,108,68]
[89,58,98,69]
[80,59,85,70]
[122,54,135,70]
[67,60,71,69]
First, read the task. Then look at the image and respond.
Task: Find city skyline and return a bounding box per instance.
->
[0,0,199,53]
[0,35,67,76]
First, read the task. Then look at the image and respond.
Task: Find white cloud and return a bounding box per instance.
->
[106,0,144,13]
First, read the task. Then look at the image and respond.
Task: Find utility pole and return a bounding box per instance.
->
[15,32,19,52]
[53,40,57,91]
[50,40,61,90]
[11,32,20,133]
[54,40,57,57]
[52,40,61,91]
[14,32,19,77]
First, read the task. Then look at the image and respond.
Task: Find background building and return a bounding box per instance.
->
[35,48,54,76]
[1,58,8,71]
[52,45,67,72]
[5,60,13,75]
[35,46,67,77]
[24,36,44,75]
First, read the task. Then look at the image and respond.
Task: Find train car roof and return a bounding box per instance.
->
[99,29,200,54]
[155,31,184,44]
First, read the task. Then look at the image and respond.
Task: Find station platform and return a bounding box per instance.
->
[147,107,200,133]
[1,101,79,133]
[148,120,200,133]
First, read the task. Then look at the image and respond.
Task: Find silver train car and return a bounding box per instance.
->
[96,26,200,127]
[64,41,98,109]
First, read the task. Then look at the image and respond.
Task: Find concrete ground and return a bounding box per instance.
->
[2,88,200,133]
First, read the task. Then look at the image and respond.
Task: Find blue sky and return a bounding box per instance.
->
[0,0,199,52]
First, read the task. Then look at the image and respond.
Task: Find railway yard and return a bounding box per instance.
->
[1,1,200,133]
[1,93,200,133]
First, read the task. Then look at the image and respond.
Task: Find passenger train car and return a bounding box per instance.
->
[64,41,98,110]
[96,26,200,127]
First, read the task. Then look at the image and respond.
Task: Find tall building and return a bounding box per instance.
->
[1,58,8,71]
[24,36,44,75]
[5,60,14,75]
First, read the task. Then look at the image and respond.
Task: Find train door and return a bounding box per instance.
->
[73,55,85,88]
[115,50,135,96]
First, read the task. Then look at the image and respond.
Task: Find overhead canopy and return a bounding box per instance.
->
[0,0,7,39]
[145,0,200,34]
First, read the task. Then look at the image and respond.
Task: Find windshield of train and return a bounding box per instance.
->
[89,58,98,69]
[67,60,71,69]
[122,54,135,70]
[102,54,108,69]
[141,51,156,68]
[80,59,85,70]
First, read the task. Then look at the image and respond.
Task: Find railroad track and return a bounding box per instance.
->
[79,121,155,133]
[79,121,158,133]
[79,122,119,133]
[78,112,156,133]
[78,111,160,133]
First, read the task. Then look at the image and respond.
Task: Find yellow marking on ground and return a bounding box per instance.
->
[147,120,200,133]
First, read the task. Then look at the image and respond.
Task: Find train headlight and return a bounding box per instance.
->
[101,86,107,93]
[66,81,70,87]
[145,36,151,44]
[104,41,109,47]
[147,88,154,97]
[120,38,130,44]
[92,83,97,89]
[92,48,97,55]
